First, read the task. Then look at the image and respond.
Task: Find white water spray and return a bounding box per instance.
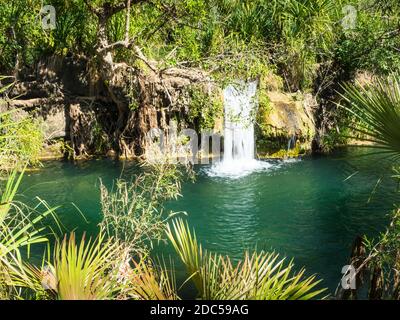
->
[208,81,272,178]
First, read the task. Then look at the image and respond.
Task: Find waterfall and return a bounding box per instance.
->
[208,80,271,178]
[223,81,257,162]
[287,134,296,152]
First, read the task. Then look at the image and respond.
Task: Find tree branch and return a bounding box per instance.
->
[83,0,128,18]
[83,0,101,15]
[125,0,131,43]
[85,0,157,72]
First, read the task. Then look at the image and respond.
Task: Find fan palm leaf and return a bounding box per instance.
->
[127,258,178,300]
[166,218,326,300]
[13,233,124,300]
[0,167,58,298]
[339,75,400,160]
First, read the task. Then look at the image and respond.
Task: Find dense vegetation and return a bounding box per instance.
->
[334,76,400,299]
[1,0,400,301]
[0,116,326,299]
[1,0,400,156]
[2,0,400,81]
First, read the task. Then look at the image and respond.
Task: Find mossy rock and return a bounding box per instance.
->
[256,90,316,157]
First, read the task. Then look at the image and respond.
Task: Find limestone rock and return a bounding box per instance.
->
[264,91,316,137]
[256,91,317,157]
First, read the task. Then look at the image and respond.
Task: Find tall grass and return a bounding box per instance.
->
[0,77,44,170]
[0,168,57,299]
[0,80,55,299]
[99,161,191,255]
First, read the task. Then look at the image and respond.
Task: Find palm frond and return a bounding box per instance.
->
[13,233,124,300]
[339,75,400,159]
[54,233,122,300]
[127,258,178,300]
[167,218,326,300]
[0,168,58,299]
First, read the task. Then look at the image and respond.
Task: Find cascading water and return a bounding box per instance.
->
[287,134,296,152]
[208,81,272,178]
[223,81,256,162]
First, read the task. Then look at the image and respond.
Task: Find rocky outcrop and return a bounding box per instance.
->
[256,91,317,158]
[1,52,320,160]
[1,54,215,159]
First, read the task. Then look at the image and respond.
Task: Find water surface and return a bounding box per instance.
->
[19,148,399,295]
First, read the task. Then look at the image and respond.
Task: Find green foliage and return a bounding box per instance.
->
[0,168,58,299]
[2,0,399,93]
[2,161,185,300]
[57,140,74,160]
[50,233,121,299]
[255,92,285,156]
[0,0,44,71]
[363,208,400,299]
[319,105,352,153]
[167,218,326,300]
[126,258,178,300]
[209,45,273,84]
[0,110,44,170]
[340,73,400,160]
[91,122,111,154]
[337,70,400,300]
[320,127,350,153]
[3,0,400,301]
[50,0,96,54]
[335,1,400,76]
[0,0,96,72]
[187,85,223,131]
[0,78,44,169]
[268,143,303,159]
[14,232,124,300]
[255,91,271,132]
[99,161,190,255]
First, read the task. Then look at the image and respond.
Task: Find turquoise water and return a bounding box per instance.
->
[19,148,399,296]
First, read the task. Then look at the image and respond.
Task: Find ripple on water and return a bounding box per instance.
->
[203,157,302,179]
